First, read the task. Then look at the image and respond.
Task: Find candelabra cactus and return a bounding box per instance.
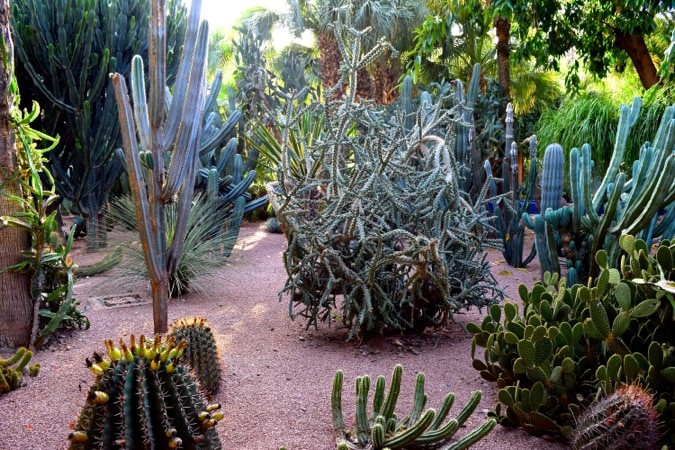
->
[526,98,675,282]
[0,347,40,395]
[112,0,210,332]
[168,316,222,396]
[68,335,222,449]
[332,364,496,449]
[571,384,661,450]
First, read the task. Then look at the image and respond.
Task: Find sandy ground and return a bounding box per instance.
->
[0,222,567,450]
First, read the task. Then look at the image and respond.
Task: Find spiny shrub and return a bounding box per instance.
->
[68,335,222,449]
[168,316,222,396]
[571,384,661,450]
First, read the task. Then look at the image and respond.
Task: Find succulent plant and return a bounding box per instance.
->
[168,317,222,396]
[0,347,40,396]
[571,384,661,450]
[332,364,496,449]
[68,335,222,449]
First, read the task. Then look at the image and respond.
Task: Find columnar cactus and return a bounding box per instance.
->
[571,384,661,450]
[540,144,564,213]
[332,364,496,449]
[168,317,222,396]
[485,103,538,268]
[0,347,40,395]
[68,335,222,449]
[112,0,209,332]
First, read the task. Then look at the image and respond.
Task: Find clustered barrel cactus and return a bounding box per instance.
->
[68,335,222,449]
[168,316,222,396]
[332,364,495,449]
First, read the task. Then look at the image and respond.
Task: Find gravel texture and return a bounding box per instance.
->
[0,222,567,450]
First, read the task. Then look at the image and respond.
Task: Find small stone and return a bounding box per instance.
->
[298,336,306,341]
[65,345,72,351]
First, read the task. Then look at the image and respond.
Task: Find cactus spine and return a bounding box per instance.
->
[332,364,495,449]
[112,0,209,333]
[68,335,222,449]
[571,384,661,450]
[0,347,40,395]
[168,317,222,396]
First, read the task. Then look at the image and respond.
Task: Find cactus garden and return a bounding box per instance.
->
[1,0,675,448]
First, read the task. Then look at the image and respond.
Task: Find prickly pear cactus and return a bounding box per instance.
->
[68,335,222,449]
[168,317,222,396]
[571,384,661,450]
[0,347,40,396]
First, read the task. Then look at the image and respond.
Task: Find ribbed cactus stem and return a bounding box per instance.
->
[541,144,564,213]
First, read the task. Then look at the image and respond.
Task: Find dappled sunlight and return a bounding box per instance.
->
[250,303,268,319]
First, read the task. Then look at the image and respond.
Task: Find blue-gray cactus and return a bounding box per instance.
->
[111,0,209,333]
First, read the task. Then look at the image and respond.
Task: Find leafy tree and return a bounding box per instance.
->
[11,0,186,250]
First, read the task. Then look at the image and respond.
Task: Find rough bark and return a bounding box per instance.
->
[317,33,344,102]
[494,16,511,99]
[615,31,660,90]
[0,0,33,349]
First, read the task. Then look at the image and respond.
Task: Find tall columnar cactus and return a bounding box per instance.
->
[485,103,538,268]
[0,347,40,395]
[112,0,209,333]
[454,64,484,201]
[11,0,186,250]
[525,98,675,282]
[571,384,662,450]
[332,364,495,449]
[168,317,222,396]
[68,335,222,449]
[540,144,564,213]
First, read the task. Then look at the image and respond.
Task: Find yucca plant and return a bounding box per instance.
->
[108,193,231,297]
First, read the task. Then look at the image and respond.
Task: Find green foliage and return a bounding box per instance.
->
[68,335,222,449]
[274,27,502,340]
[332,364,495,449]
[0,347,40,396]
[0,98,89,349]
[73,246,122,278]
[467,236,675,445]
[168,317,222,397]
[570,384,661,450]
[11,0,187,250]
[528,97,675,283]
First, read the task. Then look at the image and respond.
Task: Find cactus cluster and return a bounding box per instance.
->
[467,235,675,445]
[68,335,222,449]
[0,347,40,396]
[331,364,495,449]
[526,98,675,283]
[168,317,222,396]
[485,102,538,268]
[571,384,661,450]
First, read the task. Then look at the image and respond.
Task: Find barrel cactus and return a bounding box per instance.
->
[68,335,222,449]
[571,384,661,450]
[168,316,222,396]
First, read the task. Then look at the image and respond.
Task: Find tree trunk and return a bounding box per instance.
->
[318,32,344,102]
[494,16,511,99]
[0,0,33,349]
[615,31,660,90]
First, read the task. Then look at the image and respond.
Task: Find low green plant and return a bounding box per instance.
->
[0,98,89,349]
[0,347,40,396]
[467,235,675,445]
[168,316,222,396]
[332,364,496,449]
[68,335,222,449]
[73,246,122,278]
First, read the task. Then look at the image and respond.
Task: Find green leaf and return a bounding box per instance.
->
[615,282,632,310]
[630,298,660,318]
